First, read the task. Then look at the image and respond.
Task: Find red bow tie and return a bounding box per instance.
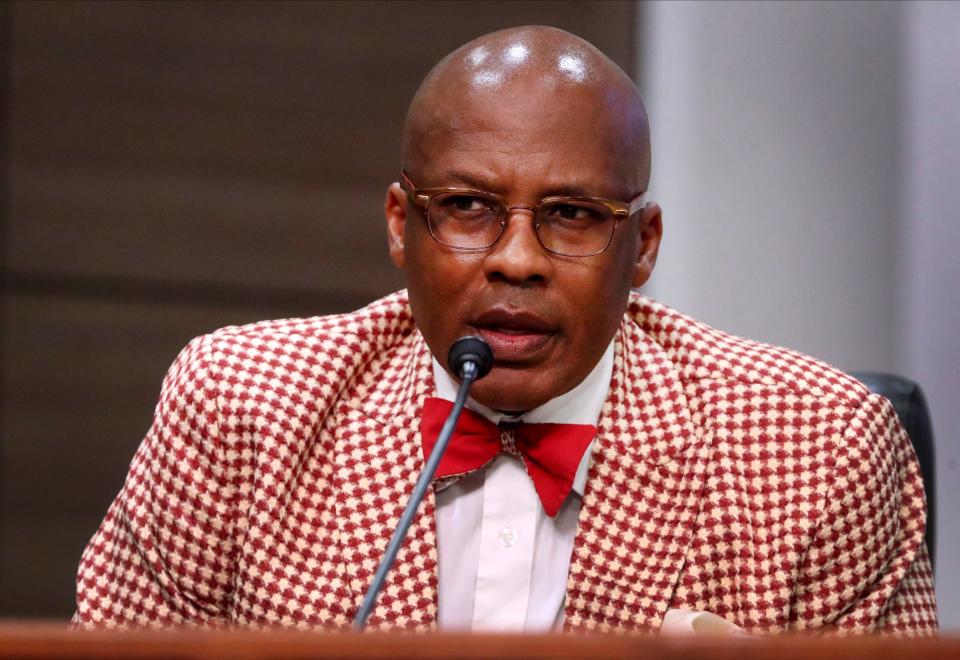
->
[420,397,597,517]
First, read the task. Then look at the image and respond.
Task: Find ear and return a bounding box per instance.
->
[385,182,408,269]
[631,202,662,288]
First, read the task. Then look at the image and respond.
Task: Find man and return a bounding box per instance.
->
[74,26,937,635]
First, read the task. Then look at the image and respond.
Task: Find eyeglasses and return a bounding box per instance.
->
[400,171,649,257]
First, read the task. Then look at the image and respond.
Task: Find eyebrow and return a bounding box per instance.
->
[442,170,614,199]
[443,171,493,190]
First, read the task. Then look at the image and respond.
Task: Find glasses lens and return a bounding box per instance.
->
[536,200,615,256]
[427,193,504,249]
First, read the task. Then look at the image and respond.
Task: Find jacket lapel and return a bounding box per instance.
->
[563,315,710,632]
[330,330,439,630]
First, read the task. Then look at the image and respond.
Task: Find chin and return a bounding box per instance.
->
[469,368,554,413]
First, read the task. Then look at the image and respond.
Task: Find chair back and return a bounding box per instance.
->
[852,372,936,571]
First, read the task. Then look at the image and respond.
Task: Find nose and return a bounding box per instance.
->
[482,207,553,285]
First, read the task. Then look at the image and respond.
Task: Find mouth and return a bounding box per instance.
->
[469,308,558,362]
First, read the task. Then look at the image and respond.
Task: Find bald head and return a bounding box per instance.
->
[402,26,651,191]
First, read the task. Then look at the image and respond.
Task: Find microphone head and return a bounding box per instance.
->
[447,335,494,380]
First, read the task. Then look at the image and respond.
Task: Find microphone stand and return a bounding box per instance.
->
[352,357,482,630]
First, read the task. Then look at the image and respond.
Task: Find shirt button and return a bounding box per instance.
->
[499,527,518,547]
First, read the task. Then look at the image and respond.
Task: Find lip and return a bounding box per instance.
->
[470,308,558,362]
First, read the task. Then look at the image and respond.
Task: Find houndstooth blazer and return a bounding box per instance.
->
[74,290,937,635]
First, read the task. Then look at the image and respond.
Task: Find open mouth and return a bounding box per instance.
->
[470,308,558,362]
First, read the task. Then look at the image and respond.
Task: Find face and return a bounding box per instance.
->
[386,80,661,412]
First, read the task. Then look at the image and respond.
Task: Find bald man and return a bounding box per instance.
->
[74,27,937,635]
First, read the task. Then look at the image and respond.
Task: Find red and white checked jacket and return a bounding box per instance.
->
[74,291,937,634]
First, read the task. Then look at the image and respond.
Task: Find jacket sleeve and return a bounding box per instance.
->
[73,334,239,628]
[875,541,938,634]
[791,392,938,635]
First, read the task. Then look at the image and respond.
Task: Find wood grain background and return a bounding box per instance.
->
[0,0,636,618]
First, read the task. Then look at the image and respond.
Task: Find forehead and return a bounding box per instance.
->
[413,80,639,194]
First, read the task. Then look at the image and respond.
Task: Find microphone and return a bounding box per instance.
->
[353,336,493,630]
[447,335,494,380]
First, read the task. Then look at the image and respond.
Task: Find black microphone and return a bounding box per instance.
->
[447,335,494,380]
[353,335,493,630]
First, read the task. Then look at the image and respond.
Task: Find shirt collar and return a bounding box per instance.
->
[431,339,614,497]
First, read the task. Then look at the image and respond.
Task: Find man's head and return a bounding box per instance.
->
[386,26,662,412]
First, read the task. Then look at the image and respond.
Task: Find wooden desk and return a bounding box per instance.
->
[1,623,957,659]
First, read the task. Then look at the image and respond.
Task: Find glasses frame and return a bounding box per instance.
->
[400,171,649,257]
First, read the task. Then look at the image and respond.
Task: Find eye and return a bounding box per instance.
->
[448,195,488,212]
[543,202,607,225]
[435,194,499,221]
[554,204,592,220]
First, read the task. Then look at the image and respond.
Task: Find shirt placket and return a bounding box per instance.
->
[470,426,539,630]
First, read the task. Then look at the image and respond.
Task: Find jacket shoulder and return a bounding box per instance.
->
[209,289,414,346]
[626,292,869,404]
[172,290,417,405]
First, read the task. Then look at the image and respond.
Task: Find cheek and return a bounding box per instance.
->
[562,247,635,335]
[404,229,482,331]
[406,222,448,293]
[603,226,641,297]
[409,250,473,303]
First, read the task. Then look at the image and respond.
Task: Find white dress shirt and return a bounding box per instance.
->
[431,341,614,631]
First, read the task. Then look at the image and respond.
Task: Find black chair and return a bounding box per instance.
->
[852,372,936,571]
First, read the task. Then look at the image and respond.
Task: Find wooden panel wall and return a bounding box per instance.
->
[0,0,636,617]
